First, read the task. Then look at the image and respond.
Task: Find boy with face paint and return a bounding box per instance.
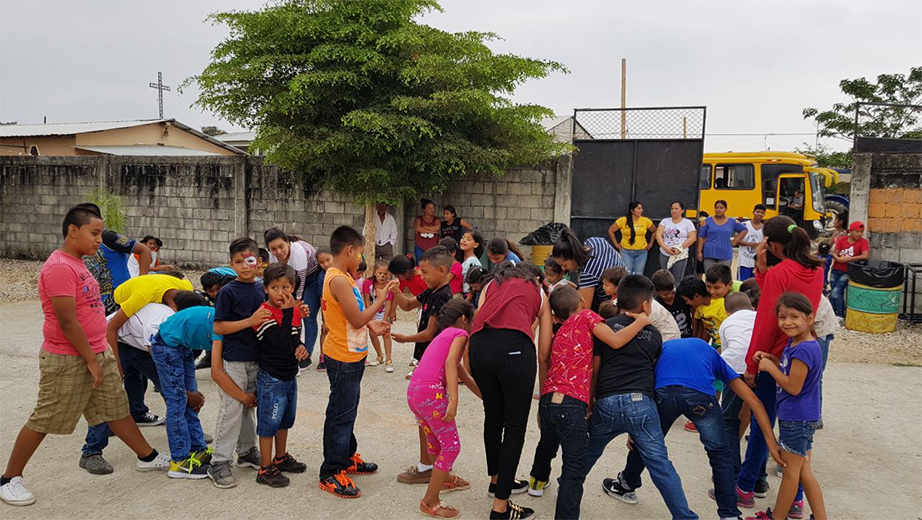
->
[207,238,272,489]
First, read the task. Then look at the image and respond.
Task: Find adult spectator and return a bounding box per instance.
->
[609,201,656,275]
[552,227,624,311]
[829,221,869,317]
[469,263,549,520]
[414,198,441,262]
[440,205,473,244]
[655,201,697,284]
[374,204,398,262]
[696,200,747,271]
[264,227,320,366]
[827,212,848,245]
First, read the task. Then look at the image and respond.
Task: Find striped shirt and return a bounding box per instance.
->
[577,237,625,305]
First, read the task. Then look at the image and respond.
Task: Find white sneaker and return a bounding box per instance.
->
[0,477,36,506]
[136,451,170,472]
[368,358,381,367]
[385,361,394,373]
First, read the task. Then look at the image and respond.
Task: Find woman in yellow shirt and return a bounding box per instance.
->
[608,201,656,275]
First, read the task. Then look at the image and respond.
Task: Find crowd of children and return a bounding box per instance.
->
[1,202,841,520]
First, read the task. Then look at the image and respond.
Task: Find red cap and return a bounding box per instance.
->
[848,221,865,231]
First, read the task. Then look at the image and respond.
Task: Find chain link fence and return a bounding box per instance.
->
[572,106,706,140]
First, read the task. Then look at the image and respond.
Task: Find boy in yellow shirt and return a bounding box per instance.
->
[677,276,728,349]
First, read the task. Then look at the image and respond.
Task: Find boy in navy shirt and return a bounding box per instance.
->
[602,337,784,520]
[208,238,270,489]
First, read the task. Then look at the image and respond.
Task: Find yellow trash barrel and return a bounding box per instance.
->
[845,281,902,333]
[532,245,553,267]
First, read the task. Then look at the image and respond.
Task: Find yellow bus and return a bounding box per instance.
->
[695,152,839,238]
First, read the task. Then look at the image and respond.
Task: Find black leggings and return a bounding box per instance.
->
[469,328,537,501]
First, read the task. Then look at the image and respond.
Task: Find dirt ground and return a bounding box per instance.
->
[1,298,921,520]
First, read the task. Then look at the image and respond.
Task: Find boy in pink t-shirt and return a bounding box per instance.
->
[526,285,650,518]
[0,206,168,507]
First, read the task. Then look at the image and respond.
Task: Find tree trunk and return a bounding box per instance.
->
[363,202,376,276]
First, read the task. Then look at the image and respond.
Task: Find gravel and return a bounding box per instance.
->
[3,259,920,366]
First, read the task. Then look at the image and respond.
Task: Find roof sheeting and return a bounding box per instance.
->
[75,145,222,156]
[216,131,256,142]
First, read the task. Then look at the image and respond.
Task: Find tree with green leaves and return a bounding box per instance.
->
[187,0,567,256]
[803,66,922,142]
[793,143,852,169]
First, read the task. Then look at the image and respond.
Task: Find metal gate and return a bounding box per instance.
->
[569,107,707,242]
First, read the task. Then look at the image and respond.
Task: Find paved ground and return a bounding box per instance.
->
[1,300,920,519]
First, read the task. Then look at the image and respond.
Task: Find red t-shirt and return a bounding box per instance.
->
[833,236,869,272]
[449,262,463,295]
[472,278,543,341]
[399,272,428,296]
[415,216,440,251]
[40,250,108,356]
[542,310,603,404]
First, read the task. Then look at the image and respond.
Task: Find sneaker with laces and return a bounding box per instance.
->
[168,457,210,479]
[345,453,378,474]
[0,477,36,506]
[273,453,307,473]
[319,470,361,498]
[489,500,535,520]
[787,499,805,519]
[527,476,549,497]
[299,357,313,369]
[745,509,774,520]
[385,361,394,373]
[79,453,114,475]
[368,357,382,366]
[684,420,697,432]
[208,461,237,489]
[736,485,756,508]
[603,474,638,504]
[191,447,214,466]
[135,412,165,427]
[257,465,290,487]
[136,451,170,472]
[204,432,214,444]
[488,478,528,497]
[754,479,770,498]
[397,465,432,484]
[236,448,261,469]
[194,353,211,370]
[317,360,326,371]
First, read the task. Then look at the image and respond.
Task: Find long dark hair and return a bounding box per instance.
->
[444,205,458,221]
[626,201,641,245]
[436,299,474,334]
[552,227,590,268]
[439,236,462,262]
[492,262,539,287]
[763,216,823,270]
[463,230,485,259]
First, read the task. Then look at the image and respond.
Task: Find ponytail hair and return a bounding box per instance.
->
[552,227,590,268]
[506,240,525,262]
[387,254,416,276]
[763,216,823,270]
[436,298,474,334]
[626,201,641,246]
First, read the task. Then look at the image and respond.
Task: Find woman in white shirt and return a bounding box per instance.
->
[655,201,697,286]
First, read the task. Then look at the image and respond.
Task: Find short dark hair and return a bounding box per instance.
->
[173,291,209,311]
[229,237,258,258]
[73,202,102,218]
[817,242,831,256]
[650,269,676,292]
[388,254,416,276]
[439,236,459,255]
[316,246,332,258]
[200,272,223,291]
[602,267,628,287]
[754,204,767,212]
[420,245,453,269]
[715,199,728,209]
[776,291,814,316]
[616,274,655,312]
[725,292,752,314]
[549,285,581,321]
[330,226,364,255]
[677,275,708,300]
[598,300,618,319]
[141,235,163,248]
[487,237,508,256]
[258,248,270,262]
[466,266,486,285]
[705,264,732,285]
[62,205,102,238]
[443,205,457,218]
[544,256,563,275]
[263,263,296,286]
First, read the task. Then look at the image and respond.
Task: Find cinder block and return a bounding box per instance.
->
[901,189,921,204]
[900,219,922,233]
[324,201,344,214]
[883,203,902,218]
[899,249,922,264]
[901,203,921,219]
[868,202,886,218]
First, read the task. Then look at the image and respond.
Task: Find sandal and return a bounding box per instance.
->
[419,499,460,519]
[440,475,470,494]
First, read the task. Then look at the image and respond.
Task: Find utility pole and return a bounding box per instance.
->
[620,58,627,139]
[149,72,171,119]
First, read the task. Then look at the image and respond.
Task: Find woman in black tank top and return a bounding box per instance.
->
[440,205,472,244]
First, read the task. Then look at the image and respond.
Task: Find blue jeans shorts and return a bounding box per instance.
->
[256,371,297,437]
[778,420,818,457]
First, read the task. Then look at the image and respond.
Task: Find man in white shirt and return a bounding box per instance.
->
[717,292,757,477]
[374,203,398,261]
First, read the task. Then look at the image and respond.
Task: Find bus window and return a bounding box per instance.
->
[700,165,712,189]
[714,164,755,190]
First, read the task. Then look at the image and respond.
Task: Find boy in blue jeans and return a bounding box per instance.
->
[150,292,215,479]
[253,264,310,487]
[585,275,698,520]
[601,337,783,520]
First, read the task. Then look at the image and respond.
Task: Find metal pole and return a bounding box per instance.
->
[158,72,164,119]
[683,117,687,139]
[620,59,627,139]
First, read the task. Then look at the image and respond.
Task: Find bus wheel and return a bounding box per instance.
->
[825,200,847,231]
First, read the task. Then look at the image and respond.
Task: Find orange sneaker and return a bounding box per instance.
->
[345,453,378,475]
[318,470,361,498]
[684,420,697,432]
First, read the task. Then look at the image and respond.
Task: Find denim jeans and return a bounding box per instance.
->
[302,269,321,357]
[622,386,738,519]
[737,372,803,501]
[816,334,832,417]
[529,394,589,520]
[720,380,746,478]
[150,340,206,462]
[256,371,297,437]
[82,343,162,456]
[320,355,365,479]
[829,269,848,317]
[621,248,648,275]
[587,393,697,520]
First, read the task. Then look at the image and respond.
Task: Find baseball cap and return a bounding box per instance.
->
[848,221,865,231]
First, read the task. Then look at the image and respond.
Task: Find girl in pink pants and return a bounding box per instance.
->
[406,299,482,519]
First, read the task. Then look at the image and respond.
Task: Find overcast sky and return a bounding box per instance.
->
[1,0,919,152]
